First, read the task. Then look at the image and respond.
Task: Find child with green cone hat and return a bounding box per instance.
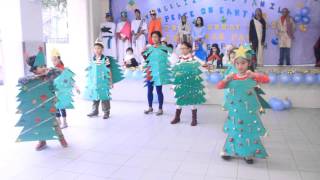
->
[16,47,75,151]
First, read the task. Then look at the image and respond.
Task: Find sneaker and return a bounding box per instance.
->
[144,107,153,114]
[36,141,47,151]
[87,112,98,117]
[59,138,68,148]
[221,155,232,161]
[244,157,254,164]
[156,109,163,116]
[60,123,68,129]
[103,113,110,119]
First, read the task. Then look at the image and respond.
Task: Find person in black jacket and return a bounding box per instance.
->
[249,8,266,69]
[314,36,320,67]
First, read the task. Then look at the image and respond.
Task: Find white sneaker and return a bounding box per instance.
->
[60,123,68,129]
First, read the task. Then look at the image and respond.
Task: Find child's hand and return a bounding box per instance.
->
[225,73,234,82]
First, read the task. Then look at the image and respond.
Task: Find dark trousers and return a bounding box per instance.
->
[279,48,291,65]
[147,81,163,109]
[217,60,223,69]
[56,109,66,118]
[315,46,320,65]
[92,100,110,115]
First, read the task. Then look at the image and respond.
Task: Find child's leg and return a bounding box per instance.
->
[56,109,62,126]
[54,119,68,148]
[87,100,100,117]
[156,86,164,110]
[171,105,182,124]
[145,81,154,114]
[147,81,154,108]
[155,85,164,116]
[101,100,110,119]
[191,107,197,126]
[61,109,68,128]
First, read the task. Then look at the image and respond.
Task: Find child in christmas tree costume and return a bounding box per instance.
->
[171,42,206,126]
[51,48,80,129]
[216,45,270,164]
[143,31,172,115]
[85,39,124,119]
[16,48,74,151]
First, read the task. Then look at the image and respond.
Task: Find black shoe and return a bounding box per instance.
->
[87,112,98,117]
[103,113,109,119]
[286,63,291,66]
[277,63,283,66]
[244,157,254,164]
[221,155,232,161]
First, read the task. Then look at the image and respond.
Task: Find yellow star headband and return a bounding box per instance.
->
[234,45,254,60]
[51,48,61,57]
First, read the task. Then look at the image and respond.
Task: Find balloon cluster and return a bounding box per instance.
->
[293,7,311,32]
[124,69,144,80]
[268,71,320,85]
[268,97,292,111]
[205,72,223,84]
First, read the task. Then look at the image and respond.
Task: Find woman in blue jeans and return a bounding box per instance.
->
[142,31,172,115]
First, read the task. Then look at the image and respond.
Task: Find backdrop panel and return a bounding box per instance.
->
[111,0,320,65]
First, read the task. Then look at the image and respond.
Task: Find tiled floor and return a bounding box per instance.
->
[1,98,320,180]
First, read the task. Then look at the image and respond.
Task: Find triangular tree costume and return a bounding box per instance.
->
[172,60,206,106]
[107,56,124,84]
[84,59,111,101]
[219,45,269,159]
[16,68,74,142]
[143,45,172,86]
[54,68,76,109]
[223,78,268,158]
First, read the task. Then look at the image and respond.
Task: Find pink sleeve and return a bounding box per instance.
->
[216,80,227,89]
[253,73,270,84]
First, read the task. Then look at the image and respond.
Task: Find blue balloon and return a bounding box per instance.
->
[283,98,292,109]
[268,98,285,111]
[132,70,143,80]
[300,7,311,16]
[304,73,316,85]
[279,73,292,84]
[301,16,311,25]
[124,69,133,79]
[209,72,222,84]
[291,73,304,85]
[294,14,302,23]
[271,38,279,45]
[268,73,278,85]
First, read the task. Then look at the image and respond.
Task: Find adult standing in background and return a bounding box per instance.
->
[192,16,207,52]
[249,8,266,67]
[116,11,132,64]
[314,36,320,67]
[276,8,295,66]
[131,9,147,64]
[148,10,162,44]
[178,15,192,44]
[100,12,117,58]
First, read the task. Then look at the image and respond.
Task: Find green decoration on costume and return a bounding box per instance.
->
[16,72,58,142]
[143,45,172,86]
[84,58,111,101]
[172,60,206,106]
[223,78,268,158]
[108,56,124,84]
[54,68,75,109]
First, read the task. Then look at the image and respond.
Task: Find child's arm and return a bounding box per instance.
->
[216,73,234,89]
[246,71,270,84]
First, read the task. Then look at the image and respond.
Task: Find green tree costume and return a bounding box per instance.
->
[172,60,206,106]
